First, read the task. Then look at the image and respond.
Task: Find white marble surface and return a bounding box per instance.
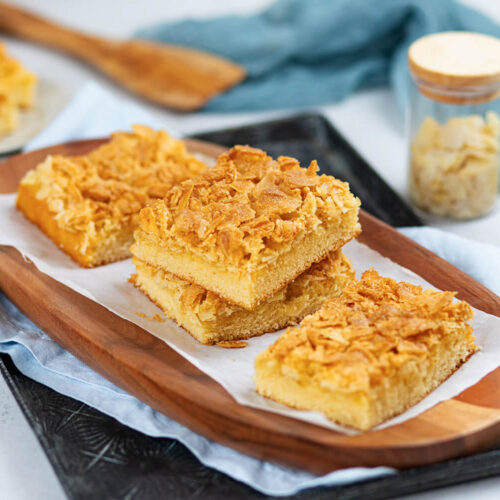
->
[0,0,499,498]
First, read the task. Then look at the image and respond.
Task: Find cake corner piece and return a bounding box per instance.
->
[254,269,478,431]
[15,126,207,268]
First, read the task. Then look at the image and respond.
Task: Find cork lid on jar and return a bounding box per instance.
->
[408,32,500,104]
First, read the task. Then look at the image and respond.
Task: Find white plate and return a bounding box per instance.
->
[0,79,70,155]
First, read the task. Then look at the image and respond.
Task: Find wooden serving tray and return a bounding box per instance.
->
[0,139,499,475]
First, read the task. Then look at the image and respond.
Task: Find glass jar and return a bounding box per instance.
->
[407,32,500,219]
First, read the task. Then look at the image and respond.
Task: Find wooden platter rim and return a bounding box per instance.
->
[0,138,499,474]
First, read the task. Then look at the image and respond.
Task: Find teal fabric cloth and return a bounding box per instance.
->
[136,0,500,112]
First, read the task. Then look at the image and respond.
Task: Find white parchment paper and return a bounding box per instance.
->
[1,192,499,434]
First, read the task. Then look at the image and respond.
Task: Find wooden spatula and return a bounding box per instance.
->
[0,2,246,110]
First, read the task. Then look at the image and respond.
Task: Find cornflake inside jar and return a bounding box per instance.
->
[410,112,500,219]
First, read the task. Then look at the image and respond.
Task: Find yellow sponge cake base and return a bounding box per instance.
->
[131,251,354,345]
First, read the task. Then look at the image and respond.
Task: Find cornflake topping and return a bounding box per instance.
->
[20,125,206,233]
[266,269,476,390]
[139,145,360,265]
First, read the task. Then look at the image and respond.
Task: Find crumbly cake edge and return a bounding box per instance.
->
[130,252,354,345]
[16,183,133,267]
[132,216,361,310]
[254,334,477,431]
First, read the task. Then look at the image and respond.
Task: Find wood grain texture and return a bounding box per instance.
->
[0,2,245,111]
[0,139,499,474]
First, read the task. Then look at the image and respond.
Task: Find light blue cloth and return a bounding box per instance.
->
[136,0,500,112]
[401,227,500,296]
[0,82,498,495]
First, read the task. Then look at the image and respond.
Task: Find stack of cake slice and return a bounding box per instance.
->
[131,145,361,345]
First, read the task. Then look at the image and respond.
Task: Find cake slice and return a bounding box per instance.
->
[254,269,478,431]
[0,43,37,109]
[0,43,36,137]
[133,145,361,310]
[130,250,354,345]
[16,125,206,267]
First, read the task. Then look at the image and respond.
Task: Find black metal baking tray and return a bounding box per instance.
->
[4,113,498,500]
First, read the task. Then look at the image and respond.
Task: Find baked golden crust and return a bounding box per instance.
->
[255,269,478,430]
[18,125,206,235]
[138,145,361,267]
[134,145,360,309]
[175,250,354,318]
[130,250,354,345]
[16,125,206,267]
[17,183,96,267]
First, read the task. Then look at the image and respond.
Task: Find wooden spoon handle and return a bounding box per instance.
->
[0,2,246,110]
[0,2,110,58]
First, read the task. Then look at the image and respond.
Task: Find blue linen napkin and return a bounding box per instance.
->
[136,0,500,112]
[401,227,500,296]
[0,81,498,495]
